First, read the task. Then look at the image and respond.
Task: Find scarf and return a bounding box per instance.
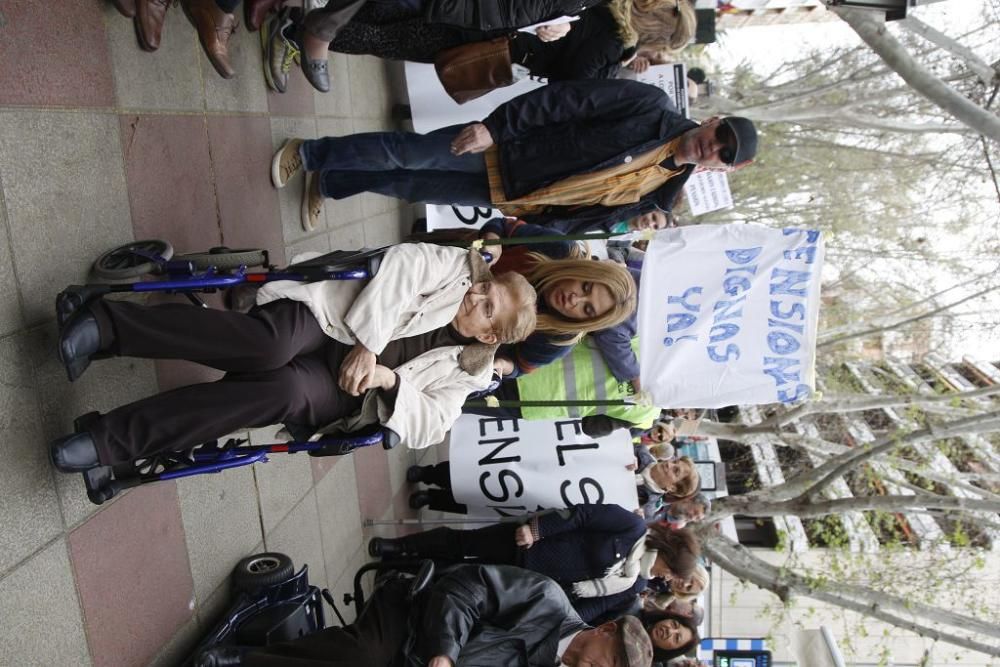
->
[571,538,658,599]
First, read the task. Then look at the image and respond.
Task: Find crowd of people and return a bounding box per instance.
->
[51,1,764,665]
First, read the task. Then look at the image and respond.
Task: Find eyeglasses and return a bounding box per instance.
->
[715,122,738,165]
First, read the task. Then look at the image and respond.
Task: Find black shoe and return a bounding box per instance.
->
[58,310,102,382]
[195,647,245,667]
[50,432,101,473]
[406,465,426,483]
[408,490,431,510]
[368,537,404,559]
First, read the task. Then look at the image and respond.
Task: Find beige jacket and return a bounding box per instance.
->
[256,243,496,449]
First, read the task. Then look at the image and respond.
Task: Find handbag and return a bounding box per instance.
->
[434,37,514,104]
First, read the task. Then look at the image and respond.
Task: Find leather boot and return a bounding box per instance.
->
[245,0,284,32]
[182,0,239,79]
[58,309,103,382]
[50,432,101,473]
[135,0,171,51]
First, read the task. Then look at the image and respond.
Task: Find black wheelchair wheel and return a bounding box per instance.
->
[92,239,174,280]
[174,247,267,270]
[232,552,295,592]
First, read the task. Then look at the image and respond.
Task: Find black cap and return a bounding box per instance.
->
[721,116,758,165]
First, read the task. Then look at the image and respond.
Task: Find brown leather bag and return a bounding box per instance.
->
[434,37,514,104]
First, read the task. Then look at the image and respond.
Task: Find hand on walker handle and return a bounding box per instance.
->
[450,123,494,155]
[339,343,377,396]
[514,524,535,548]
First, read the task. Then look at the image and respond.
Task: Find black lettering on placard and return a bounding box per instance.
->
[556,442,599,466]
[478,416,520,437]
[559,477,605,505]
[554,420,583,440]
[478,437,521,466]
[479,470,524,502]
[451,206,494,225]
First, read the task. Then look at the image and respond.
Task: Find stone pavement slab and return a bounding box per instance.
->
[0,111,133,325]
[208,115,285,262]
[0,540,91,667]
[68,482,194,667]
[177,465,263,603]
[0,332,63,576]
[119,114,221,252]
[0,0,114,109]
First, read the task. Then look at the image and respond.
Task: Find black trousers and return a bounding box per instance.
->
[245,578,411,667]
[400,525,519,565]
[89,299,361,465]
[419,461,469,514]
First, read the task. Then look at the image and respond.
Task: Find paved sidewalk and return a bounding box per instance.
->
[0,2,436,665]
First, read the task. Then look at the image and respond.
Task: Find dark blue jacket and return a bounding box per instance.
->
[524,503,648,585]
[481,79,697,232]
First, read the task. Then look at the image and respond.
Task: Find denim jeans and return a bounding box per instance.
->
[300,124,492,206]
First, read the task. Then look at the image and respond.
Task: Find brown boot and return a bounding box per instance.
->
[181,0,238,79]
[245,0,285,32]
[110,0,137,18]
[135,0,171,51]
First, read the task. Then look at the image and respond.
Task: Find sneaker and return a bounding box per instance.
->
[271,137,304,188]
[262,8,298,93]
[301,170,323,231]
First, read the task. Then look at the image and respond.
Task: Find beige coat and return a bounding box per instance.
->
[256,243,496,449]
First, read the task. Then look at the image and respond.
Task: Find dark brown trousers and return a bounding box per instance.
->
[89,299,360,464]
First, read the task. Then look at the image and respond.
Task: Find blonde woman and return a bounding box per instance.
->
[626,0,697,73]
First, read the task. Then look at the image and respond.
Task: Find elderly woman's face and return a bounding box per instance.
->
[650,618,693,651]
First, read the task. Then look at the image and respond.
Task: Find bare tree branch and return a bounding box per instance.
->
[701,533,1000,654]
[835,8,1000,140]
[898,16,999,85]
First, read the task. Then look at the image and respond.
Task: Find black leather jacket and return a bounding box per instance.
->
[423,0,603,31]
[407,564,588,667]
[480,79,698,232]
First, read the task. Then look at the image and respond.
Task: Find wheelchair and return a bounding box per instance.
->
[57,240,405,506]
[187,551,435,667]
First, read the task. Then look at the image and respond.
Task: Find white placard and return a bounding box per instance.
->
[683,170,734,216]
[448,414,640,517]
[638,224,824,408]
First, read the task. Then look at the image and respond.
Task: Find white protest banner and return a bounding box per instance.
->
[683,170,734,216]
[448,414,639,517]
[638,224,824,408]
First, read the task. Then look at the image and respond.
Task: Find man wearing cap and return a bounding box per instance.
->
[272,78,758,233]
[196,564,653,667]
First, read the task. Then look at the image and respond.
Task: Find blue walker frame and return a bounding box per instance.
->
[61,242,402,505]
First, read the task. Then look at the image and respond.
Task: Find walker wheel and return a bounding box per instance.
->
[92,240,174,280]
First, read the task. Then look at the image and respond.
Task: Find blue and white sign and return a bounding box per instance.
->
[638,224,824,408]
